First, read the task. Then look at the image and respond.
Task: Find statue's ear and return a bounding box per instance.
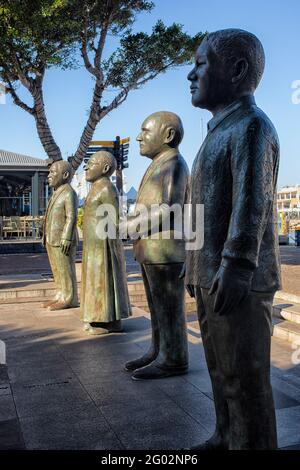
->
[103,163,111,175]
[62,170,70,181]
[164,127,176,145]
[232,58,248,84]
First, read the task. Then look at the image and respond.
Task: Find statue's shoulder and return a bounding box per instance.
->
[235,105,279,147]
[64,184,79,203]
[161,152,190,178]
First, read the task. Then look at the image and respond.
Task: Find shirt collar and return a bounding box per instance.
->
[207,95,256,133]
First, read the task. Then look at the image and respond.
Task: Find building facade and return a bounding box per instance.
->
[277,186,300,230]
[0,149,49,217]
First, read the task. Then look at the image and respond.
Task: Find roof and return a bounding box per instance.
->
[0,149,48,168]
[278,186,300,193]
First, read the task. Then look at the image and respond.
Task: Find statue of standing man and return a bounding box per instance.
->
[80,151,131,335]
[123,111,189,380]
[43,160,78,311]
[185,29,280,449]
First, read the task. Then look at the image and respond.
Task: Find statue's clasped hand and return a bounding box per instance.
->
[60,239,72,255]
[209,262,253,316]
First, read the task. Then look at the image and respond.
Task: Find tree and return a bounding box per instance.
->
[0,0,204,171]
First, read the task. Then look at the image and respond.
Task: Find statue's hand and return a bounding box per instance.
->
[179,263,195,298]
[209,263,253,316]
[60,239,72,255]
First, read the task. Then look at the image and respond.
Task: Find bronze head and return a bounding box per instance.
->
[136,111,184,160]
[188,29,265,114]
[48,160,73,189]
[85,151,117,183]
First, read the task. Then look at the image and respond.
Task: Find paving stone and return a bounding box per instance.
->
[280,443,300,450]
[84,377,167,408]
[165,390,216,434]
[7,362,75,385]
[20,405,123,450]
[117,422,209,450]
[0,419,24,450]
[272,387,300,409]
[184,369,213,394]
[0,395,17,422]
[0,364,9,385]
[276,405,300,448]
[12,378,93,419]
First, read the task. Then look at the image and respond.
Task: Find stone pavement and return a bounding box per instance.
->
[0,301,300,450]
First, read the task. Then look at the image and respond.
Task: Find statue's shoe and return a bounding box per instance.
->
[131,361,188,381]
[49,302,71,311]
[88,326,109,335]
[124,354,157,372]
[70,302,79,308]
[82,322,90,332]
[42,299,57,308]
[87,320,123,335]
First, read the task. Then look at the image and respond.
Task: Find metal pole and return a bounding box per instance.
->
[114,136,123,195]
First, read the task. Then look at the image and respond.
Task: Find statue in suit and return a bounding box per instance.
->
[80,151,131,335]
[185,29,280,449]
[43,160,78,311]
[123,111,190,380]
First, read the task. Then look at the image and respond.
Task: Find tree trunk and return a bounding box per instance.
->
[32,83,62,162]
[72,80,103,171]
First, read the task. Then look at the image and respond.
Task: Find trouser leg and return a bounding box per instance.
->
[124,264,159,371]
[195,287,230,445]
[131,264,188,380]
[46,243,62,302]
[146,263,188,367]
[201,288,277,450]
[57,243,78,306]
[50,244,78,306]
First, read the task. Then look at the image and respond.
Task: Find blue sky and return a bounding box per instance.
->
[0,0,299,190]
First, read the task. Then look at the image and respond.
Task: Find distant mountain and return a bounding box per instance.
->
[126,186,137,201]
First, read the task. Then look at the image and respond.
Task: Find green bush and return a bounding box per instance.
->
[77,207,84,230]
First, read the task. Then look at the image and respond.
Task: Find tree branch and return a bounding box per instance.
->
[99,86,131,120]
[5,80,35,115]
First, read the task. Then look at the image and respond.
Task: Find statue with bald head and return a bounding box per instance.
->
[80,151,131,335]
[123,111,190,380]
[43,160,78,310]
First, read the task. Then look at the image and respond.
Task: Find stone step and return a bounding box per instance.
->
[273,318,300,344]
[0,279,145,302]
[273,300,300,325]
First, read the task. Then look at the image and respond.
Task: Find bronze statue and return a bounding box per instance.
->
[80,151,131,335]
[185,29,280,449]
[123,111,189,380]
[43,160,78,311]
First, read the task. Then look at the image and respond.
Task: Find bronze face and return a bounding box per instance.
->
[136,114,169,160]
[48,161,70,189]
[187,39,230,112]
[85,152,115,182]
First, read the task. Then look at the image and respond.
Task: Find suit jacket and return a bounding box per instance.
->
[43,183,78,247]
[185,95,281,292]
[131,148,190,264]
